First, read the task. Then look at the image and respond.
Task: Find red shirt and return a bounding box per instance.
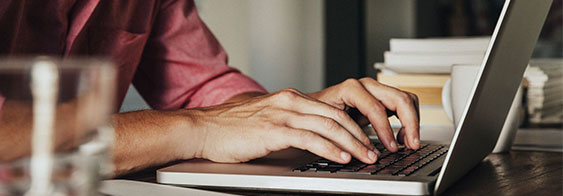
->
[0,0,267,111]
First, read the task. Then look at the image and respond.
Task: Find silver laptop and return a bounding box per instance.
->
[157,0,552,195]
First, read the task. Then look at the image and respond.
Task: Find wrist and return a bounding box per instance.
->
[169,109,208,160]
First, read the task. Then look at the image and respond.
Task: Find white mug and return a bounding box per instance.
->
[441,64,523,153]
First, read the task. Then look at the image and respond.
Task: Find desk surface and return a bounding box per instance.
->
[120,150,562,196]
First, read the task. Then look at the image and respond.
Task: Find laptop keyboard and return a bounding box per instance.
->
[293,144,448,176]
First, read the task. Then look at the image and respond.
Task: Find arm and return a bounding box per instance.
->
[0,98,101,162]
[113,80,419,176]
[1,83,418,178]
[0,92,259,171]
[111,92,265,175]
[0,99,33,162]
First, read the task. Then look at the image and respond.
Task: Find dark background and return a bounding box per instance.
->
[325,0,563,86]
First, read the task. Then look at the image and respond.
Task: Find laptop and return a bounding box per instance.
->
[157,0,552,195]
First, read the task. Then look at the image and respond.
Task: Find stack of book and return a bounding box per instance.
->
[376,37,490,128]
[383,37,490,73]
[524,59,563,126]
[375,69,451,128]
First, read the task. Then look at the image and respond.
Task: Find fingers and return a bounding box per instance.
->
[397,127,410,149]
[335,79,399,152]
[298,100,374,149]
[281,128,352,164]
[358,78,420,149]
[274,89,374,149]
[285,112,378,164]
[269,89,378,164]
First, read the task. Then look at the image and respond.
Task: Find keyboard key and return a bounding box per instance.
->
[292,144,449,175]
[354,165,383,174]
[386,165,404,170]
[397,166,418,176]
[293,167,308,172]
[316,167,339,173]
[378,158,394,165]
[342,165,365,171]
[328,164,345,168]
[316,159,332,163]
[337,168,358,173]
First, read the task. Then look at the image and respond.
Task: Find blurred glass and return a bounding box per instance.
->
[0,57,116,196]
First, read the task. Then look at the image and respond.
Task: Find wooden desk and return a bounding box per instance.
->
[441,151,562,196]
[120,150,562,196]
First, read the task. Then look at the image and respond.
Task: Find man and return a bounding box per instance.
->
[0,0,420,176]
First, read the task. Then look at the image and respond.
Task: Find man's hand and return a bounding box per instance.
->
[187,88,379,165]
[308,78,420,152]
[184,77,420,166]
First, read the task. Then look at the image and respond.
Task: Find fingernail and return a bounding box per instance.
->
[368,150,376,162]
[413,137,420,147]
[341,152,351,162]
[390,141,398,150]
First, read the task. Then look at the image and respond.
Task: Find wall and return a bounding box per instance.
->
[199,0,325,93]
[365,0,443,69]
[197,0,252,74]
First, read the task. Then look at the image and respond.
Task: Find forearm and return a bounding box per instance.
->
[0,92,265,174]
[111,91,265,176]
[0,100,33,162]
[111,109,203,176]
[0,100,80,162]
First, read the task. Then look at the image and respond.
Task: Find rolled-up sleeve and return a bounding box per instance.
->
[132,0,266,110]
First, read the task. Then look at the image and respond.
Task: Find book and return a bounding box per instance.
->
[375,68,454,127]
[384,52,485,67]
[389,37,491,53]
[376,73,449,88]
[388,106,453,128]
[523,58,563,125]
[373,37,494,128]
[399,87,443,105]
[375,62,453,75]
[376,72,449,105]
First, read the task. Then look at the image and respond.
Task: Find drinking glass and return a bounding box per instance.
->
[0,57,116,196]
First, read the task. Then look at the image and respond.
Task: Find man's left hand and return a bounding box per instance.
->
[307,78,420,152]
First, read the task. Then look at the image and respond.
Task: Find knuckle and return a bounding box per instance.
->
[322,118,340,131]
[322,145,339,156]
[366,105,385,120]
[334,110,350,121]
[282,88,301,94]
[343,78,361,87]
[359,77,376,83]
[299,131,317,143]
[274,89,300,102]
[363,136,372,145]
[408,92,419,102]
[397,92,412,105]
[372,102,386,113]
[261,121,279,131]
